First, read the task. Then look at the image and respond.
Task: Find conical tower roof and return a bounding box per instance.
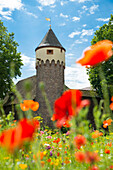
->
[35,28,66,51]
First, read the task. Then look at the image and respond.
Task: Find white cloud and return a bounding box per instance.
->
[65,64,90,89]
[51,5,56,8]
[81,29,94,37]
[60,1,68,6]
[96,18,110,22]
[75,38,88,44]
[36,0,56,6]
[67,53,74,57]
[72,16,80,21]
[13,54,35,84]
[83,24,87,27]
[0,10,12,20]
[70,39,88,49]
[24,9,38,18]
[59,23,66,26]
[38,6,43,11]
[78,0,90,2]
[0,0,23,10]
[60,13,68,18]
[96,25,100,29]
[82,5,88,10]
[89,4,99,14]
[70,0,91,2]
[0,0,23,20]
[68,31,81,38]
[21,54,35,71]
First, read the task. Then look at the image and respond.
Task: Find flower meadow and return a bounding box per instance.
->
[0,40,113,170]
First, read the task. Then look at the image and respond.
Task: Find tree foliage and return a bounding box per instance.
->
[87,14,113,98]
[0,20,23,99]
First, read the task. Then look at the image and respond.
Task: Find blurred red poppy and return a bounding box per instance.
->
[85,151,100,164]
[20,100,39,111]
[103,119,112,128]
[52,89,90,128]
[76,40,113,66]
[0,118,40,153]
[74,135,86,149]
[75,151,85,163]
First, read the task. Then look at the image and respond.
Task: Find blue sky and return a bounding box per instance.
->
[0,0,113,89]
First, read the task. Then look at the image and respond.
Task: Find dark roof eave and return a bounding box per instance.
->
[35,45,66,52]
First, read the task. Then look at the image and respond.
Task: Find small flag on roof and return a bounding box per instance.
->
[45,17,51,21]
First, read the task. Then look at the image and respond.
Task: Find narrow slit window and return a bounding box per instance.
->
[47,50,53,54]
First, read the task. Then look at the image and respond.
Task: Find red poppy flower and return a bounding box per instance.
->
[92,130,103,139]
[88,165,99,170]
[17,118,40,141]
[20,100,39,111]
[105,148,110,154]
[53,138,60,144]
[74,135,86,149]
[110,165,113,169]
[110,96,113,110]
[0,127,21,152]
[52,89,90,128]
[106,142,112,147]
[110,103,113,110]
[0,118,40,152]
[85,151,100,164]
[76,40,113,66]
[103,119,112,128]
[75,151,85,162]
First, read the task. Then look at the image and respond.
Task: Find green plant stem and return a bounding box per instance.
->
[98,66,111,115]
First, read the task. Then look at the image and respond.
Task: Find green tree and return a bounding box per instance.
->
[87,14,113,98]
[0,20,23,99]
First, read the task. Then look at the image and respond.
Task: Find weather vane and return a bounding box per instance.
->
[45,17,51,29]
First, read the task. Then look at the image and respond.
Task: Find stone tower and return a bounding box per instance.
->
[35,28,66,128]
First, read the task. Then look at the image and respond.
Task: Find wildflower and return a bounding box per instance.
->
[66,131,70,136]
[50,150,53,156]
[20,100,39,111]
[103,119,112,128]
[11,123,15,127]
[64,157,70,164]
[85,151,100,164]
[40,131,44,134]
[110,97,113,110]
[41,161,45,167]
[40,152,44,160]
[110,165,113,169]
[92,130,103,139]
[74,135,86,149]
[53,138,60,144]
[105,148,110,154]
[19,164,27,169]
[17,118,40,141]
[57,152,60,156]
[3,157,9,160]
[88,165,99,170]
[76,40,113,66]
[75,151,85,162]
[47,158,51,162]
[106,142,112,147]
[46,136,52,139]
[0,118,40,152]
[45,145,51,150]
[52,89,90,128]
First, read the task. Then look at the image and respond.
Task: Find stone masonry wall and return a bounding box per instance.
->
[36,59,64,128]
